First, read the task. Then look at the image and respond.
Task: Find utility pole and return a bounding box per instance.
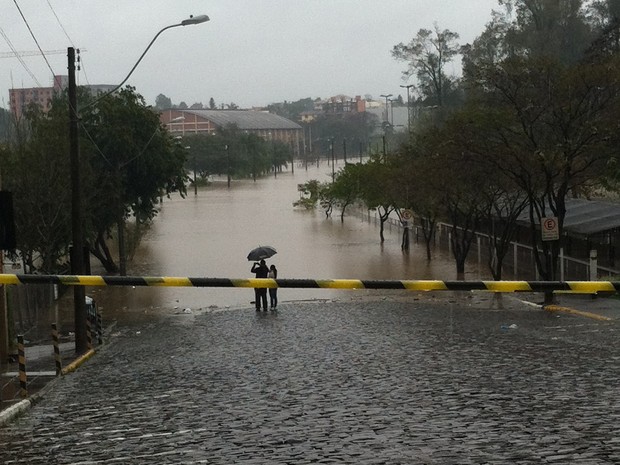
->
[331,138,335,182]
[68,47,88,354]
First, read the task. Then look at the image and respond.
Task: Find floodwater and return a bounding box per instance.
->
[88,160,490,321]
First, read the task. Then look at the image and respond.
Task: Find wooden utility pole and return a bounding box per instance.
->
[68,47,88,354]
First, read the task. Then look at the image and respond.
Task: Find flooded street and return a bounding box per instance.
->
[89,160,489,320]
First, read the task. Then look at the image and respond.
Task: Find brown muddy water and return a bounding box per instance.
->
[80,160,490,322]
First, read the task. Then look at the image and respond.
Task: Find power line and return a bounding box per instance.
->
[12,0,57,78]
[0,49,69,58]
[46,0,73,46]
[0,26,41,86]
[45,0,90,86]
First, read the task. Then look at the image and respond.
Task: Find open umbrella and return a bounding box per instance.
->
[247,245,277,261]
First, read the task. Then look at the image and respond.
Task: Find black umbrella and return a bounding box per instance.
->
[247,245,277,261]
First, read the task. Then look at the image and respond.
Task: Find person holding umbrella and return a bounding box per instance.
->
[251,259,269,311]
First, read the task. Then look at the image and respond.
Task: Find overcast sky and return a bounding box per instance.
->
[1,0,499,109]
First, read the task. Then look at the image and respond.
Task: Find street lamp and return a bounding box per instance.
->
[86,15,210,110]
[68,14,209,354]
[380,94,392,123]
[400,84,414,132]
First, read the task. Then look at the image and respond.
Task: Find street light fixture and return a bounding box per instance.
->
[400,84,414,132]
[68,14,209,354]
[380,94,392,123]
[86,15,210,110]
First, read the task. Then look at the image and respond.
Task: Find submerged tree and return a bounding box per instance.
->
[80,86,188,273]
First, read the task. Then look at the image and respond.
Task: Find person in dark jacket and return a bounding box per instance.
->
[251,259,269,311]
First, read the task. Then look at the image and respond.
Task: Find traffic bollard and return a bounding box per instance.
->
[17,335,27,398]
[52,323,62,376]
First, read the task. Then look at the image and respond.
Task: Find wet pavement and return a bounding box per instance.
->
[0,293,619,464]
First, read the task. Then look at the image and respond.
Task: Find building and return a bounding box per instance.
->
[9,86,56,119]
[9,75,116,119]
[160,109,303,154]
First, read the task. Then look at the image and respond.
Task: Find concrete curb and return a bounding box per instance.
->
[544,304,613,321]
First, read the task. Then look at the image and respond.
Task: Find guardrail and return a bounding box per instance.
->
[0,274,618,294]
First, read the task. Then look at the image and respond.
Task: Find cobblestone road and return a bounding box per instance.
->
[1,295,619,464]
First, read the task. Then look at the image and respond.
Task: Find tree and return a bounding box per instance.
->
[293,180,321,209]
[330,164,362,222]
[311,112,378,157]
[155,93,172,110]
[441,105,528,280]
[1,101,73,273]
[461,10,620,281]
[392,24,461,107]
[0,107,12,141]
[181,125,280,181]
[268,98,314,121]
[209,97,216,109]
[80,86,188,272]
[357,156,397,243]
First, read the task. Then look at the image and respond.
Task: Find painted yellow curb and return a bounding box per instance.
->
[61,349,96,375]
[544,305,613,321]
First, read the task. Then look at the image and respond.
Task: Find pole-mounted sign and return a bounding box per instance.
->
[541,216,559,241]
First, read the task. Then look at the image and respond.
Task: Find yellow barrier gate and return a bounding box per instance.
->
[0,274,618,294]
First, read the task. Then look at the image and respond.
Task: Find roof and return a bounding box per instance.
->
[517,198,620,236]
[178,109,301,130]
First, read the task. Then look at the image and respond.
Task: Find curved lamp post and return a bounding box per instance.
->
[85,15,209,110]
[68,14,209,354]
[400,84,414,132]
[380,93,392,124]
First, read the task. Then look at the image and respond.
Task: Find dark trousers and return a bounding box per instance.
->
[269,288,278,308]
[255,288,268,310]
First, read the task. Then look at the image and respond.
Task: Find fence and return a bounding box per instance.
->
[354,206,620,281]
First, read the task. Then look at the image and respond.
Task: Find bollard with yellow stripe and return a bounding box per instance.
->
[0,273,619,294]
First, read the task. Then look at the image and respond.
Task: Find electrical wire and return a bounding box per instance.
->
[45,0,90,86]
[0,26,41,86]
[45,0,73,46]
[12,0,57,78]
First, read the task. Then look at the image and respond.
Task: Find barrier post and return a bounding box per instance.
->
[17,335,27,398]
[513,243,518,278]
[589,250,598,281]
[86,317,92,351]
[96,311,103,345]
[52,323,62,375]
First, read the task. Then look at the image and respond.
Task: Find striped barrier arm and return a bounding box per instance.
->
[0,274,618,294]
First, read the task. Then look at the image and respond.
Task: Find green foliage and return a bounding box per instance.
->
[392,24,461,107]
[267,98,314,121]
[0,107,12,142]
[1,86,187,273]
[1,98,73,272]
[311,112,379,156]
[81,87,188,223]
[155,94,172,110]
[180,125,292,180]
[293,180,321,209]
